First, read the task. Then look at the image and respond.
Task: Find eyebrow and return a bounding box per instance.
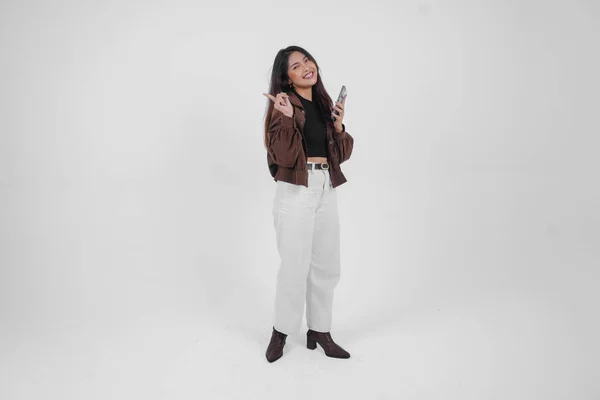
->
[290,56,309,68]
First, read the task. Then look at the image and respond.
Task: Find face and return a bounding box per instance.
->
[287,51,318,88]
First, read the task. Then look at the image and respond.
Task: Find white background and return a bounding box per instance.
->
[1,0,599,399]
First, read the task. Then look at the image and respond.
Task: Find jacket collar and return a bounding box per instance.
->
[287,90,305,109]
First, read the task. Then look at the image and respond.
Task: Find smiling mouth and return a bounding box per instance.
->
[303,71,314,79]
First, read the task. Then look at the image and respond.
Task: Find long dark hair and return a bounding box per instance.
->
[263,46,334,149]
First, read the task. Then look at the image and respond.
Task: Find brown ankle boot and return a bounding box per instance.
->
[306,329,351,359]
[265,327,287,363]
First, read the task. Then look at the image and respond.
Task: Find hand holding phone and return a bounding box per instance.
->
[332,85,347,122]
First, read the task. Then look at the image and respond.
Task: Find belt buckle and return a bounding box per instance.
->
[321,163,329,170]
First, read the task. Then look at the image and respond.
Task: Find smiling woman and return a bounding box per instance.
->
[261,45,354,363]
[263,46,353,187]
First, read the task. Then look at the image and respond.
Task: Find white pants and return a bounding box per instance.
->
[272,166,341,335]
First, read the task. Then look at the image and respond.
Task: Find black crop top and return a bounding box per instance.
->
[295,92,329,158]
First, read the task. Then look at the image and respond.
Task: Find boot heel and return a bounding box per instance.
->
[307,338,317,350]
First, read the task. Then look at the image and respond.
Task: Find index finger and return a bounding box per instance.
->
[263,93,276,102]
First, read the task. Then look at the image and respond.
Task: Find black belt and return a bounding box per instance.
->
[307,162,329,170]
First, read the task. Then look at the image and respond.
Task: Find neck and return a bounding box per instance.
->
[294,86,312,101]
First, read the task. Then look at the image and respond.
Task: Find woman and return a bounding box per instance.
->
[262,46,354,363]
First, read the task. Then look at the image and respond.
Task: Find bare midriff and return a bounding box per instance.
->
[307,157,328,163]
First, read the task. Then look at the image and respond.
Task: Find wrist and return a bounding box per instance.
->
[280,112,294,127]
[334,123,345,134]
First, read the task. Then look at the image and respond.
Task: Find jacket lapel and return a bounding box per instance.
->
[287,91,305,133]
[287,91,303,109]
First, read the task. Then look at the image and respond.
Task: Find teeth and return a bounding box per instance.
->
[304,72,313,79]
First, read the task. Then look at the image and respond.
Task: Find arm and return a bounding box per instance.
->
[333,123,354,164]
[267,108,302,168]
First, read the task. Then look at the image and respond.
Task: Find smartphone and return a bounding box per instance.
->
[332,85,347,121]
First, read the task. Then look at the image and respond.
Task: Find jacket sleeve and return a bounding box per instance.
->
[333,124,354,164]
[267,108,302,168]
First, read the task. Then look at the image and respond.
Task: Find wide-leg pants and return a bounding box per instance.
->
[272,166,341,335]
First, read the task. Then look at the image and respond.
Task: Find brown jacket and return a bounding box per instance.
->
[266,91,354,188]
